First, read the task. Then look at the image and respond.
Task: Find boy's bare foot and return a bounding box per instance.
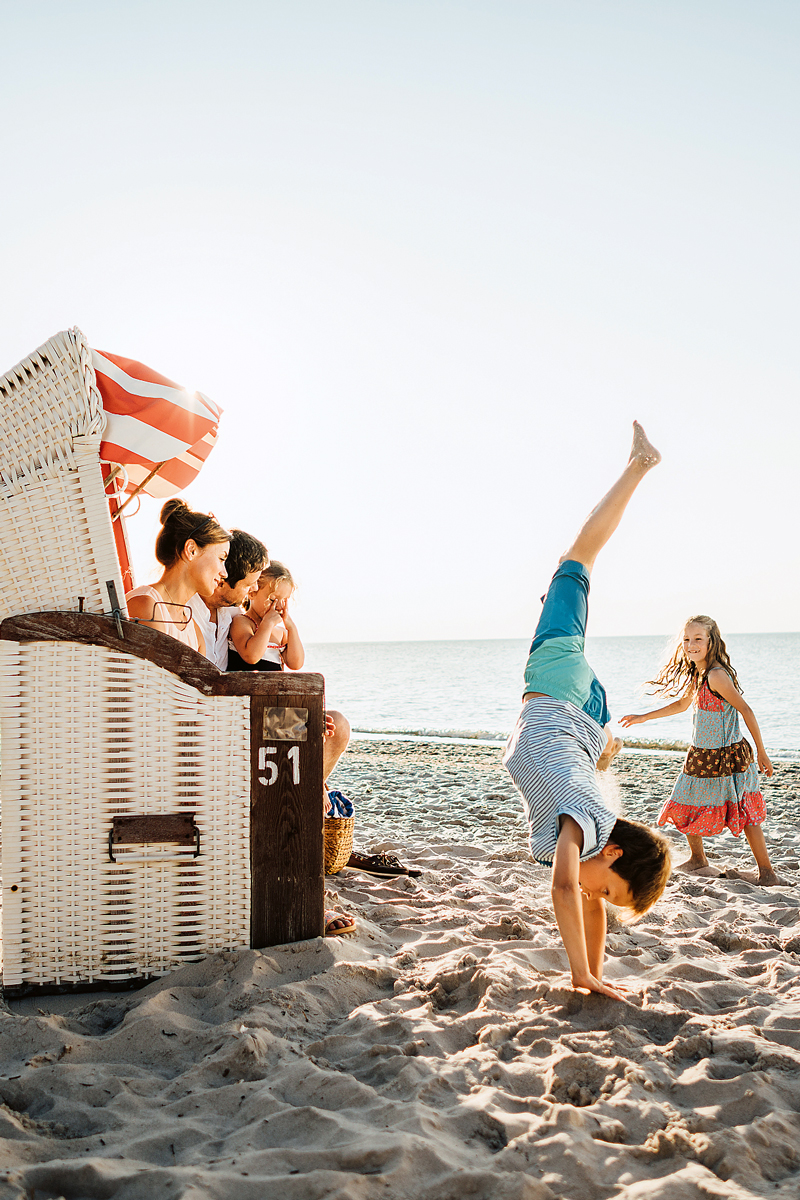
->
[676,859,722,877]
[724,867,788,887]
[629,421,661,471]
[597,737,623,771]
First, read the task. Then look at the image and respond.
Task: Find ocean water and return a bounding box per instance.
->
[306,633,800,761]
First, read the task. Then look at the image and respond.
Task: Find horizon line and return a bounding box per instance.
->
[305,630,800,646]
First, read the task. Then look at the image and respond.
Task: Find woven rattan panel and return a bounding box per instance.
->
[0,329,104,492]
[0,641,251,987]
[0,443,125,622]
[0,324,126,622]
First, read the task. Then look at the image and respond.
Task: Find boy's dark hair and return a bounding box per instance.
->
[225,529,269,587]
[609,817,672,915]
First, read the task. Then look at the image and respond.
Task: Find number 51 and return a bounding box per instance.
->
[258,745,300,786]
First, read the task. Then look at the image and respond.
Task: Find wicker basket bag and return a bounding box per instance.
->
[324,789,355,875]
[323,814,355,874]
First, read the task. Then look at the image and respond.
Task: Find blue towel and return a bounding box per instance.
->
[327,789,354,818]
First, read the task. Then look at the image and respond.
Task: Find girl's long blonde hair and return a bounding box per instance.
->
[649,615,740,697]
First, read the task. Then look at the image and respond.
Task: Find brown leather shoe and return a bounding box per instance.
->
[346,851,422,878]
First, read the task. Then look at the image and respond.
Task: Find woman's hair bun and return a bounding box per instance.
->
[159,498,191,526]
[154,498,230,567]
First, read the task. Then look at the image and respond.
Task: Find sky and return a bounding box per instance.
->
[2,1,798,642]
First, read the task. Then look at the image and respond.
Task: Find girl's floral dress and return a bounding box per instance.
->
[658,680,765,836]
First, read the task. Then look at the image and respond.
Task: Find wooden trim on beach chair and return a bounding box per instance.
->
[0,611,323,698]
[0,612,325,953]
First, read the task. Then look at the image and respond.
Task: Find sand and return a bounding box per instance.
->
[2,741,800,1200]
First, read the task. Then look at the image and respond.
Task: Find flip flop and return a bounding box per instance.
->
[324,909,356,936]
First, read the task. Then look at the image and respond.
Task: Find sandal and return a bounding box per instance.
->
[346,851,422,879]
[324,909,356,936]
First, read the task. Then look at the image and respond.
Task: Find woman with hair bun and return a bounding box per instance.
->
[126,499,231,655]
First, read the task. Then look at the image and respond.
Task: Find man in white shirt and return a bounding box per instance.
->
[194,528,418,881]
[190,529,268,670]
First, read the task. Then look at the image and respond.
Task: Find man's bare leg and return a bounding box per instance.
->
[676,833,723,877]
[324,709,351,784]
[322,709,351,815]
[322,708,357,930]
[561,422,661,573]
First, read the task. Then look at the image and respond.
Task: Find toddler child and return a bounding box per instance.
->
[228,561,304,672]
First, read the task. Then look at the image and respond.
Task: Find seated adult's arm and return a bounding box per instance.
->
[126,592,204,654]
[127,592,175,638]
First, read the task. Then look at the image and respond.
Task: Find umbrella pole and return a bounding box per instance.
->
[112,462,166,521]
[103,464,124,487]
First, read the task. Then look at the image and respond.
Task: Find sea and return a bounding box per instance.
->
[306,633,800,762]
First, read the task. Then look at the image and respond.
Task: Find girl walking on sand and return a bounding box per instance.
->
[620,616,782,886]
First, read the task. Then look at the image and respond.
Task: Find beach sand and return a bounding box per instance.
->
[2,741,800,1199]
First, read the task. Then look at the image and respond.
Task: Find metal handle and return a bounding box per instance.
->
[108,813,201,862]
[106,580,124,639]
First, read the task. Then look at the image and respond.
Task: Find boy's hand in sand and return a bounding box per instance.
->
[551,818,631,1002]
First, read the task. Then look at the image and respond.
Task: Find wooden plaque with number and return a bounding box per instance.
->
[250,694,325,945]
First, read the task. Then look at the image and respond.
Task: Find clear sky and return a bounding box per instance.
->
[2,2,798,641]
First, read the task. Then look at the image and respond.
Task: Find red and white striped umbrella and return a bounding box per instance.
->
[93,349,223,498]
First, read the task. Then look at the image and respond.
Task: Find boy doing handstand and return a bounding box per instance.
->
[504,422,671,1000]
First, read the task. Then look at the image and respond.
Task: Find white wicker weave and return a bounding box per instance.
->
[0,640,251,987]
[0,329,126,621]
[0,328,282,990]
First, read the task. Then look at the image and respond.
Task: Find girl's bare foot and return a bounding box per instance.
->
[629,421,662,471]
[676,859,722,877]
[724,867,788,887]
[597,737,623,771]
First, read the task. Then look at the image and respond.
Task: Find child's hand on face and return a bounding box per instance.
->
[280,596,296,628]
[257,597,283,633]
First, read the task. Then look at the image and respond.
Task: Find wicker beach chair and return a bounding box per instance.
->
[0,329,129,623]
[0,330,325,993]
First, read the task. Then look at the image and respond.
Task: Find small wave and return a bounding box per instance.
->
[352,726,690,749]
[352,727,687,750]
[622,737,689,752]
[350,728,799,762]
[351,727,508,746]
